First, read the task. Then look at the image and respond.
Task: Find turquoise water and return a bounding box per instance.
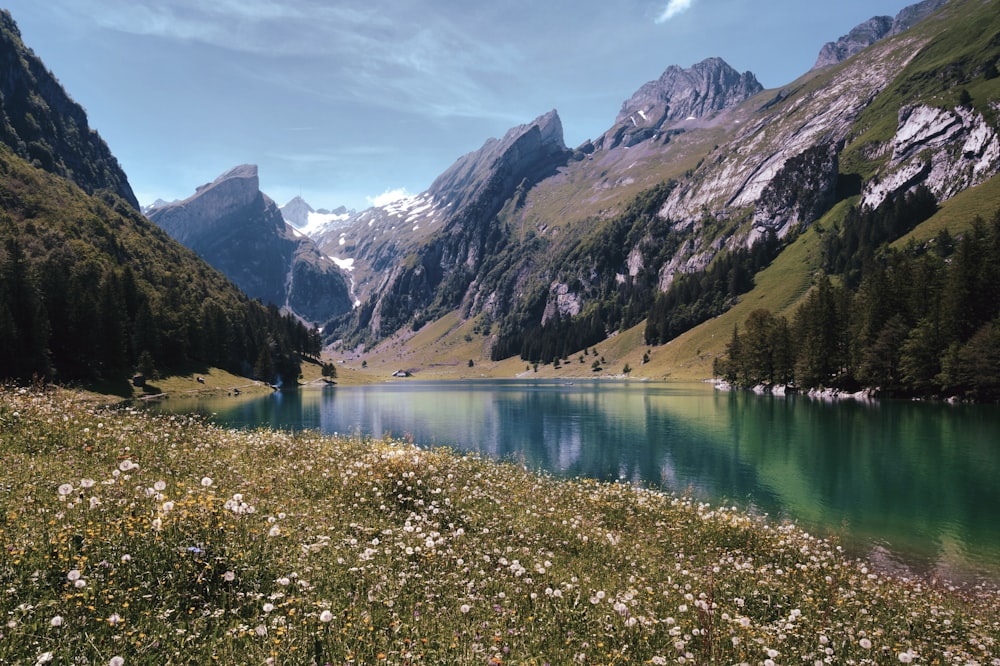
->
[152,380,1000,584]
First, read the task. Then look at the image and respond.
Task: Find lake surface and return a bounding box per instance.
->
[153,380,1000,584]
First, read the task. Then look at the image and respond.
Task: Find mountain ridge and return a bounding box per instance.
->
[148,165,354,325]
[312,0,1000,384]
[812,0,949,69]
[0,10,138,209]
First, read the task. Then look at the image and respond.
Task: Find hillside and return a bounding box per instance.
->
[147,165,354,325]
[0,11,138,209]
[0,143,320,388]
[317,0,1000,395]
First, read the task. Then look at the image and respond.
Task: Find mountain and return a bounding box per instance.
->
[281,197,356,238]
[317,110,573,341]
[812,0,949,69]
[0,11,138,209]
[147,165,354,324]
[595,57,763,150]
[280,196,314,227]
[0,13,325,386]
[312,0,1000,393]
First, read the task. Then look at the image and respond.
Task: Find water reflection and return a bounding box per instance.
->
[154,380,1000,583]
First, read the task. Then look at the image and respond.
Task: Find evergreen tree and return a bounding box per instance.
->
[254,343,275,384]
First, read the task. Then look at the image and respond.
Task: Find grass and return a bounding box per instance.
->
[2,386,999,665]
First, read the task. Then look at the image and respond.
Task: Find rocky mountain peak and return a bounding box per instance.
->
[598,57,763,151]
[616,57,763,125]
[152,164,264,245]
[281,195,315,228]
[148,165,353,324]
[812,0,948,69]
[427,109,569,211]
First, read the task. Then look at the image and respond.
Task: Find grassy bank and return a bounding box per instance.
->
[1,387,998,665]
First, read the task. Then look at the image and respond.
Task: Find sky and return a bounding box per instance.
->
[6,0,918,211]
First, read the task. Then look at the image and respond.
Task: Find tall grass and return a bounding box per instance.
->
[2,386,998,665]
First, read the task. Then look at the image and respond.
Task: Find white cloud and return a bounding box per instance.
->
[367,188,412,207]
[655,0,695,23]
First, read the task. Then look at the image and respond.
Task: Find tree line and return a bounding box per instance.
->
[716,198,1000,401]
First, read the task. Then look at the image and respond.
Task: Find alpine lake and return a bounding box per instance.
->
[151,379,1000,586]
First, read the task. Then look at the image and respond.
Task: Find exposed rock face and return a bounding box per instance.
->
[812,0,948,69]
[148,165,353,324]
[428,109,569,213]
[862,103,1000,209]
[280,196,314,228]
[0,11,139,208]
[330,110,573,340]
[813,16,895,69]
[752,142,841,241]
[597,58,763,150]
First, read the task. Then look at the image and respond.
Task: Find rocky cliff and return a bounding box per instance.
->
[321,111,573,341]
[812,0,949,69]
[0,10,138,209]
[428,109,570,212]
[596,58,763,150]
[148,165,353,324]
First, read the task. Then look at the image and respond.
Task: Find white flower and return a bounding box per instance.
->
[49,615,63,627]
[223,571,235,582]
[860,638,872,649]
[118,460,135,472]
[319,610,334,623]
[67,569,81,581]
[107,613,122,626]
[153,480,166,491]
[80,478,96,488]
[35,652,54,665]
[58,483,74,496]
[262,603,275,613]
[109,657,125,666]
[255,624,268,636]
[151,517,162,531]
[898,651,915,663]
[276,577,290,586]
[161,501,175,513]
[201,477,213,487]
[268,525,281,537]
[460,604,471,614]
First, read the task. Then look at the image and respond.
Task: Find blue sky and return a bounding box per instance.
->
[7,0,916,211]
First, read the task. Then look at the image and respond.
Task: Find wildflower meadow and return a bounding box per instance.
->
[1,386,998,665]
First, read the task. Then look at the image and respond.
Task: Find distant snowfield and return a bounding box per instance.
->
[300,210,352,237]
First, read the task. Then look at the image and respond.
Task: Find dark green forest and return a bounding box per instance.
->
[0,147,320,388]
[716,192,1000,401]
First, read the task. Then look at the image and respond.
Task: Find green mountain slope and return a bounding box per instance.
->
[342,0,1000,397]
[0,143,319,387]
[0,11,138,209]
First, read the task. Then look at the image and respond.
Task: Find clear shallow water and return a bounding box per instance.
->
[152,380,1000,584]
